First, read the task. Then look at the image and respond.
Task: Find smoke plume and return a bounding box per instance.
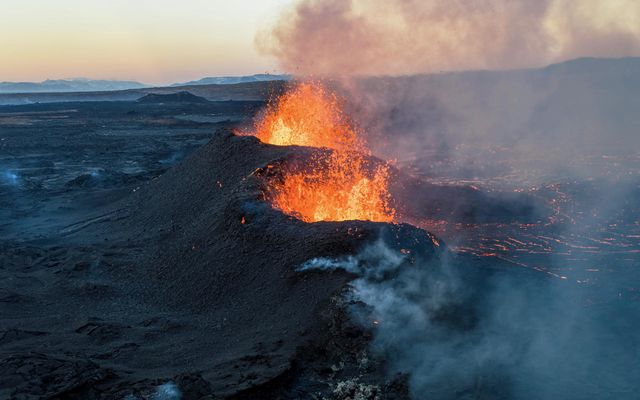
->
[259,0,640,76]
[301,238,640,399]
[268,2,640,398]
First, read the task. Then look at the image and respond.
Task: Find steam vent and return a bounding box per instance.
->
[65,82,532,397]
[3,0,640,393]
[63,126,445,398]
[0,81,544,399]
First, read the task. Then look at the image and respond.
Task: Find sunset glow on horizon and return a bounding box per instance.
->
[2,0,639,85]
[0,0,293,85]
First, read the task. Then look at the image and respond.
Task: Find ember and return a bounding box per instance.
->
[248,82,395,223]
[252,81,361,151]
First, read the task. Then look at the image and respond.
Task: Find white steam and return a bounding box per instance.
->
[299,238,406,280]
[123,381,181,400]
[153,382,181,400]
[300,239,640,399]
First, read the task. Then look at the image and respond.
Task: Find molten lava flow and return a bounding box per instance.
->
[249,81,395,223]
[253,82,362,152]
[269,151,395,222]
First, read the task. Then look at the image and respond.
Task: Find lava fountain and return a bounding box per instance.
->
[247,81,396,223]
[253,81,362,151]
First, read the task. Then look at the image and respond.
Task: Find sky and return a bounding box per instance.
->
[0,0,294,85]
[2,0,638,85]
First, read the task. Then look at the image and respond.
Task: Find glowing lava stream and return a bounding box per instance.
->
[247,81,396,223]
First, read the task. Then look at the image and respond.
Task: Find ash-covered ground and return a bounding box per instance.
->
[1,77,639,399]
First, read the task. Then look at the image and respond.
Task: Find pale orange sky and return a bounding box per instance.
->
[3,0,638,85]
[0,0,294,85]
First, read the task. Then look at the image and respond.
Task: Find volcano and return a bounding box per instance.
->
[2,61,639,399]
[1,126,449,398]
[0,82,549,399]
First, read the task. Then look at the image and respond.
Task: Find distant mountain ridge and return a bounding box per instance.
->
[539,56,640,75]
[0,79,149,93]
[1,57,638,106]
[171,74,291,87]
[0,75,290,94]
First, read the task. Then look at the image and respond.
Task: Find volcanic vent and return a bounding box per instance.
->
[52,79,445,398]
[49,80,543,399]
[244,81,396,223]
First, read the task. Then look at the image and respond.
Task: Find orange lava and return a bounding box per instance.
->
[269,151,395,222]
[249,81,395,223]
[253,82,362,152]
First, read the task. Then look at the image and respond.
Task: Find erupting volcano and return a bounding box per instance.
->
[252,82,361,151]
[267,150,395,223]
[247,82,396,223]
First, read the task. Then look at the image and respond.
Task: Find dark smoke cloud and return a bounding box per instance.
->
[259,0,640,76]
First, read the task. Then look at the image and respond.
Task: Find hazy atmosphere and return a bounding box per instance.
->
[2,0,640,83]
[1,1,639,400]
[262,0,640,75]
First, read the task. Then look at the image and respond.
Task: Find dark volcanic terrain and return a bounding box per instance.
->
[0,81,286,106]
[1,74,639,399]
[0,98,448,398]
